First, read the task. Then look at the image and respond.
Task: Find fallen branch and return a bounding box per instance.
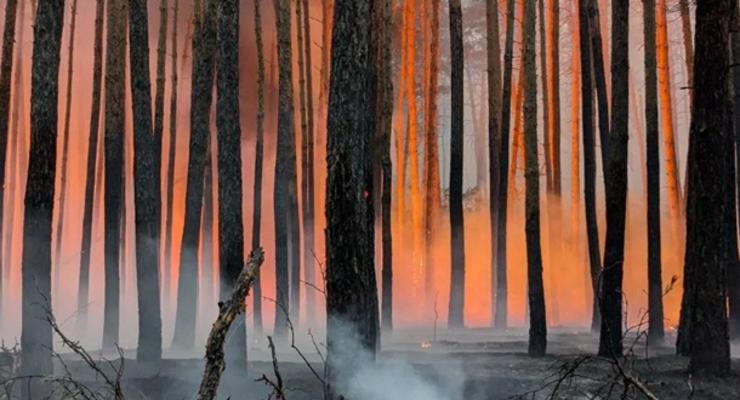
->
[197,248,265,400]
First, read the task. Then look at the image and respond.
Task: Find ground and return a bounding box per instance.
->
[6,328,740,399]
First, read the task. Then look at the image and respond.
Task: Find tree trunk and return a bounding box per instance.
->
[644,0,664,344]
[301,0,317,325]
[486,0,502,329]
[494,0,516,329]
[215,0,246,371]
[163,0,180,307]
[325,0,379,397]
[0,0,18,295]
[447,0,465,329]
[251,0,266,338]
[274,0,299,338]
[682,0,734,375]
[730,6,740,340]
[394,0,407,235]
[76,0,105,332]
[129,0,163,362]
[52,0,77,304]
[598,0,629,358]
[538,0,550,192]
[377,0,394,334]
[578,0,601,333]
[657,0,682,232]
[102,0,126,353]
[523,0,546,357]
[570,0,583,311]
[586,0,608,167]
[423,0,440,306]
[173,0,216,350]
[678,0,693,110]
[20,0,64,383]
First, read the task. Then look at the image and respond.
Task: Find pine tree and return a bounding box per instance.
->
[20,0,65,382]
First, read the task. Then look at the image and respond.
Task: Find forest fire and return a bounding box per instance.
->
[0,0,738,399]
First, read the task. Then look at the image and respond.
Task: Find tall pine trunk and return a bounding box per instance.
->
[494,0,516,329]
[447,0,465,329]
[251,0,266,337]
[154,1,168,236]
[77,0,105,332]
[102,0,126,352]
[301,0,317,324]
[129,0,163,362]
[216,0,246,371]
[173,0,216,350]
[587,0,609,167]
[683,0,734,375]
[325,0,379,397]
[578,0,601,333]
[524,0,546,357]
[486,0,501,328]
[274,0,299,337]
[52,0,77,290]
[20,0,64,382]
[730,6,740,340]
[163,0,180,307]
[598,0,629,358]
[644,0,665,344]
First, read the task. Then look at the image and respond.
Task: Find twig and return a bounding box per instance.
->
[256,336,287,400]
[197,248,265,400]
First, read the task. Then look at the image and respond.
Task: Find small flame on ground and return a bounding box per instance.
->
[420,340,433,349]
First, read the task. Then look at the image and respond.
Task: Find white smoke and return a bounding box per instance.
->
[329,319,466,400]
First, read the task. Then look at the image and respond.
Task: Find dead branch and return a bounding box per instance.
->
[256,336,287,400]
[197,248,265,400]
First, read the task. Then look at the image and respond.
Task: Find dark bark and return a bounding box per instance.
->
[486,0,502,328]
[0,0,18,293]
[163,0,180,306]
[644,0,665,344]
[216,0,246,372]
[447,0,466,330]
[375,0,393,333]
[325,0,379,397]
[730,5,740,341]
[494,0,515,329]
[524,0,546,357]
[274,0,299,338]
[578,0,601,333]
[538,0,550,192]
[598,0,629,358]
[302,0,317,325]
[52,0,78,287]
[294,0,307,326]
[587,0,609,165]
[251,0,265,337]
[77,0,105,332]
[103,0,126,352]
[20,0,65,382]
[129,0,163,362]
[154,0,169,216]
[173,0,216,350]
[682,0,734,375]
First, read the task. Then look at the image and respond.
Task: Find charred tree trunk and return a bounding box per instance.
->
[644,0,665,344]
[77,0,105,332]
[423,0,440,303]
[375,0,393,333]
[586,0,608,166]
[678,0,693,109]
[447,0,465,330]
[129,0,163,362]
[102,0,126,352]
[294,0,308,326]
[524,0,546,357]
[325,0,379,397]
[52,0,77,297]
[730,6,740,340]
[20,0,64,382]
[578,0,601,333]
[153,0,168,231]
[173,0,216,350]
[598,0,629,358]
[163,0,180,306]
[494,0,516,329]
[216,0,246,372]
[486,0,501,329]
[682,0,734,375]
[251,0,266,337]
[0,0,18,295]
[301,0,317,324]
[274,0,299,338]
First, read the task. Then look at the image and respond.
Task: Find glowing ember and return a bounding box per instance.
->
[420,340,433,349]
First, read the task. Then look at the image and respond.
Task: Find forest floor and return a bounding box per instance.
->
[30,328,740,399]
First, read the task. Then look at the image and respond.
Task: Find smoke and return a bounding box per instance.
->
[328,320,466,400]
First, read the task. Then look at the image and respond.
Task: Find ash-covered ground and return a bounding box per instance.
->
[11,328,740,399]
